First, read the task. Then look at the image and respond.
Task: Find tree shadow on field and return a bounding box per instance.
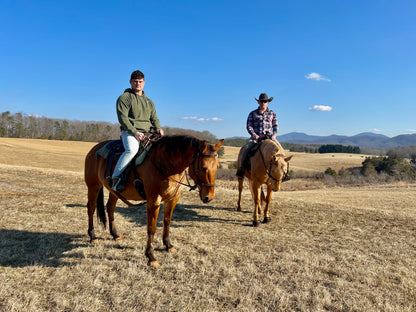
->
[117,203,245,227]
[0,229,84,268]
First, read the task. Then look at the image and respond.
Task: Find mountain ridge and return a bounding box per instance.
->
[277,132,416,148]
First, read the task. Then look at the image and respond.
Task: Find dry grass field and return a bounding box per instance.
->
[220,145,369,173]
[1,137,415,311]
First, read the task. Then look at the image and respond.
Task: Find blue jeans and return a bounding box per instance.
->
[112,131,140,179]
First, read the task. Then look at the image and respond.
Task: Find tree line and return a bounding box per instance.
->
[361,150,416,179]
[0,111,220,143]
[323,150,416,181]
[1,111,120,141]
[318,144,361,154]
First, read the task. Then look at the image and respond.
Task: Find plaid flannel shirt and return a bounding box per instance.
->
[246,107,278,139]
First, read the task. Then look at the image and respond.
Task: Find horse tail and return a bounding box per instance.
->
[96,187,107,228]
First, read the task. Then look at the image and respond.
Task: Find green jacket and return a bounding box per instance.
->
[116,89,161,135]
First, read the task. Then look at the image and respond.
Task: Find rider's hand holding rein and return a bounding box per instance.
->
[135,132,146,141]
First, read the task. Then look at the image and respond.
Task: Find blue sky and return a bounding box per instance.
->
[1,0,415,139]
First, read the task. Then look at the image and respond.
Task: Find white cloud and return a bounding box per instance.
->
[405,129,416,133]
[370,128,383,133]
[305,72,331,82]
[308,105,332,112]
[180,116,223,122]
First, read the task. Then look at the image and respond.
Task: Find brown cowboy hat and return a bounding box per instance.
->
[255,93,273,102]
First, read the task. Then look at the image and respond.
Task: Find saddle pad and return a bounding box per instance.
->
[95,139,151,166]
[95,140,123,160]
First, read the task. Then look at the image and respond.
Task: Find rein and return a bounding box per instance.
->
[151,151,218,192]
[258,147,289,183]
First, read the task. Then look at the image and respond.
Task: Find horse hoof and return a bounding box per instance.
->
[263,217,271,223]
[168,247,177,254]
[237,207,242,212]
[252,220,260,227]
[149,261,160,268]
[90,238,99,244]
[114,237,123,242]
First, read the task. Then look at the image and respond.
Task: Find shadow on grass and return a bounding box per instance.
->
[66,203,86,208]
[0,229,84,268]
[117,203,246,227]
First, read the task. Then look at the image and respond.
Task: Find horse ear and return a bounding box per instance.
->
[214,139,224,150]
[285,155,293,162]
[200,141,208,153]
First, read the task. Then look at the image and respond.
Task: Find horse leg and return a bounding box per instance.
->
[106,192,121,241]
[162,195,180,253]
[237,177,244,211]
[145,197,161,267]
[254,185,263,216]
[249,181,261,227]
[260,186,267,209]
[258,187,265,215]
[87,185,102,244]
[262,185,273,223]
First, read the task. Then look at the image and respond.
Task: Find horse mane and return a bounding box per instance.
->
[152,135,203,155]
[261,139,285,156]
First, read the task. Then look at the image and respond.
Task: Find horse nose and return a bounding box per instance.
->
[272,182,281,192]
[203,196,211,203]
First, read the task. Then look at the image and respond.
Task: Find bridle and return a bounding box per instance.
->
[258,148,290,183]
[151,150,218,192]
[187,151,218,190]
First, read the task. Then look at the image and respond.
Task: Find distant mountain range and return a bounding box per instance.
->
[277,132,416,148]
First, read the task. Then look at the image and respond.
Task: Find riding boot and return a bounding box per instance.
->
[111,177,121,192]
[111,177,126,192]
[236,142,252,178]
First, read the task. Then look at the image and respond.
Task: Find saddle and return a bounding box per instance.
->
[243,135,272,171]
[95,131,160,198]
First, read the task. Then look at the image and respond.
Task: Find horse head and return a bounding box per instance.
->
[189,139,224,203]
[268,154,293,191]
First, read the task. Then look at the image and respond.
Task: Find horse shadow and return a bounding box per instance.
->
[0,229,85,268]
[66,203,85,208]
[116,203,245,227]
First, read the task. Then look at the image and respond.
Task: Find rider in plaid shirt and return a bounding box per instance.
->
[237,93,279,178]
[247,106,278,141]
[247,93,278,141]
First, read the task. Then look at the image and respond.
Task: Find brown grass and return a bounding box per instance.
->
[1,138,415,311]
[222,145,369,172]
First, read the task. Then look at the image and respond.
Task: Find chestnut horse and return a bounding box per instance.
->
[236,139,292,226]
[84,135,224,267]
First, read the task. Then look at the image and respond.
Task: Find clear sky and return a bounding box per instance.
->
[1,0,415,139]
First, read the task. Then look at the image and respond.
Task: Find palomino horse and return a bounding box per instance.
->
[84,135,224,267]
[236,139,292,226]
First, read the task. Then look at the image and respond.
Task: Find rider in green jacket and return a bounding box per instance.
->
[111,70,164,191]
